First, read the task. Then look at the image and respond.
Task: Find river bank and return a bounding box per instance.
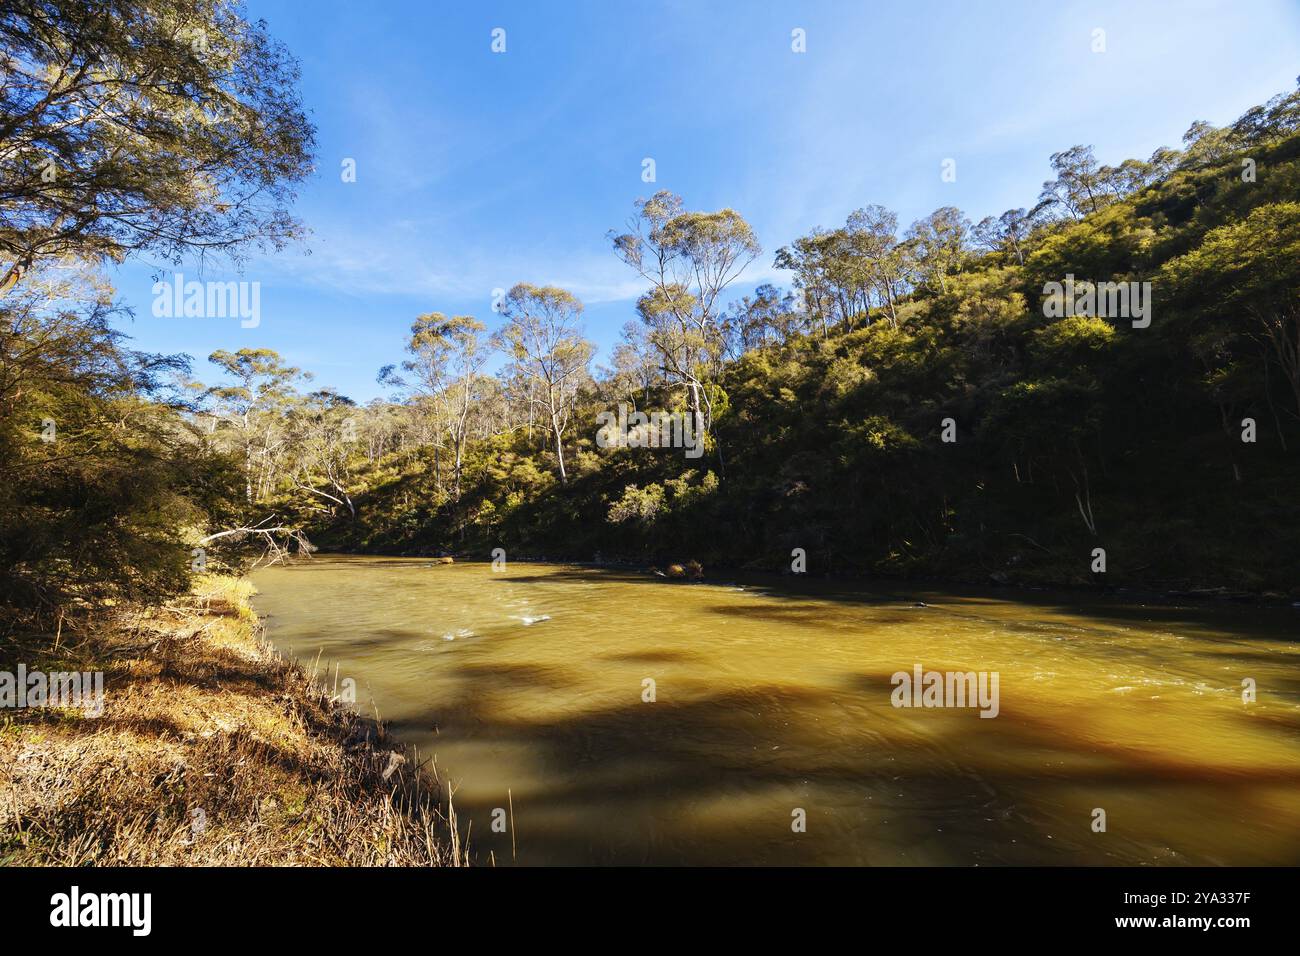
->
[316,544,1300,609]
[0,575,465,866]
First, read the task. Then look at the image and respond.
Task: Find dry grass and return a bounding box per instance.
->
[0,575,468,866]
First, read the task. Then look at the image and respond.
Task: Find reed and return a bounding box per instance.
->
[0,575,469,866]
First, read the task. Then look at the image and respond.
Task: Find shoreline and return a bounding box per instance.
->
[0,575,466,867]
[304,547,1300,611]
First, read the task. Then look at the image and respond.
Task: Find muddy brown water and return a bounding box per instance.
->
[250,556,1300,865]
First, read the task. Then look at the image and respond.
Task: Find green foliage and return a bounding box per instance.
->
[0,0,315,277]
[0,0,315,617]
[308,82,1300,592]
[10,69,1300,604]
[0,272,241,613]
[608,483,666,525]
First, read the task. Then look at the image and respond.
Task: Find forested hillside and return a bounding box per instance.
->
[271,84,1300,594]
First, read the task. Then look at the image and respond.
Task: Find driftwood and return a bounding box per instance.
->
[199,516,315,568]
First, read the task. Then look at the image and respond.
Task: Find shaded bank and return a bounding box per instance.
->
[0,576,465,866]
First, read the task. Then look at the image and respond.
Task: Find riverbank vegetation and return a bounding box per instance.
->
[182,84,1300,595]
[1,574,465,865]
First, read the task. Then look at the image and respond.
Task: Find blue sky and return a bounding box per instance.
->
[110,0,1300,402]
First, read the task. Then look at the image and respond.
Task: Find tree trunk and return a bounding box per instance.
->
[244,441,253,503]
[553,415,567,484]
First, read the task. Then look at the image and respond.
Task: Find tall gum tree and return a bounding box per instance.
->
[610,191,759,437]
[498,284,592,485]
[204,348,307,504]
[379,312,489,501]
[0,0,315,290]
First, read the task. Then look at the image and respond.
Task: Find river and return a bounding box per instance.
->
[250,555,1300,865]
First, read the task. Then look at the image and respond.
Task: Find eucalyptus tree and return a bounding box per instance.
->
[607,320,659,404]
[498,284,592,484]
[380,312,490,500]
[0,0,315,292]
[774,229,839,337]
[973,208,1034,266]
[1034,146,1110,221]
[204,348,308,503]
[446,322,492,500]
[776,206,909,332]
[904,207,971,295]
[844,205,910,326]
[288,388,359,520]
[721,284,798,354]
[610,191,760,432]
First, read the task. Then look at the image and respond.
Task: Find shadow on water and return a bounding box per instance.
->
[414,650,1300,866]
[475,560,1300,644]
[293,555,1300,643]
[253,557,1300,866]
[600,649,701,664]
